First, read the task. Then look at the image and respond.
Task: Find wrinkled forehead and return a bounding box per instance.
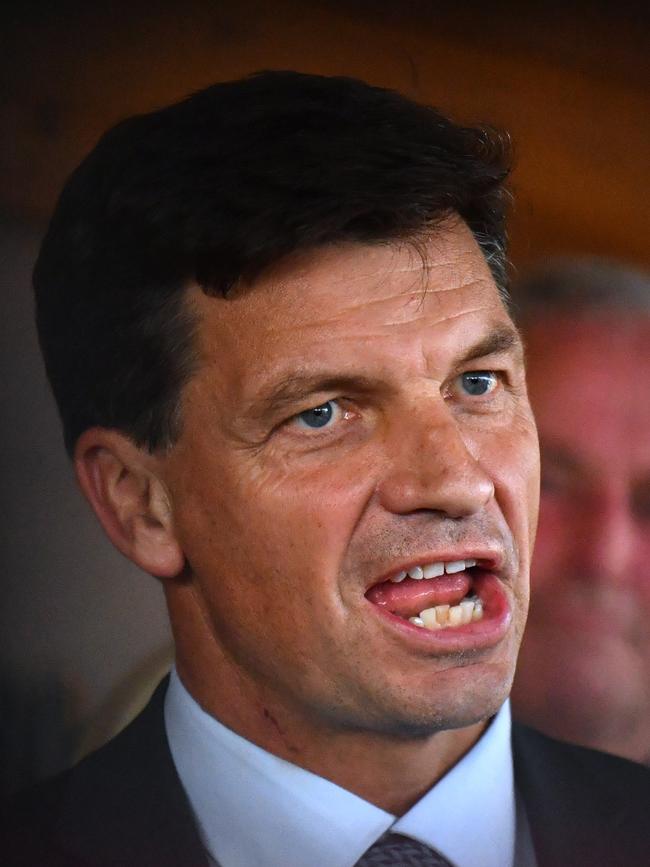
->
[187,221,509,361]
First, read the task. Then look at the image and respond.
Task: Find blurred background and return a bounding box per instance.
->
[1,0,649,795]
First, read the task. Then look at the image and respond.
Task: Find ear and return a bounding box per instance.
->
[74,428,185,579]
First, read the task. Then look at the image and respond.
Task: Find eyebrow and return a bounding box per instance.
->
[456,323,522,366]
[252,374,381,418]
[253,322,523,417]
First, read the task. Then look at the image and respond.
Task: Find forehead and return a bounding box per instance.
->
[526,314,650,459]
[187,221,511,383]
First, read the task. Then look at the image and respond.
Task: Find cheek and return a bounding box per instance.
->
[481,421,540,541]
[222,453,377,588]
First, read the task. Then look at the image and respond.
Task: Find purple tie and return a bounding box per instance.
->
[354,832,455,866]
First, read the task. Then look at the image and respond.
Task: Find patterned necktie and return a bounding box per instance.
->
[354,832,454,866]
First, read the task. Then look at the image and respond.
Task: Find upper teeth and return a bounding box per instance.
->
[390,559,477,583]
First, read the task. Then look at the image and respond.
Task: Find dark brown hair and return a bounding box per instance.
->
[34,70,511,454]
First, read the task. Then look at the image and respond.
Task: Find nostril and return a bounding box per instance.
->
[377,472,494,519]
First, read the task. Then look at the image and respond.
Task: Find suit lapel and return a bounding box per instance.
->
[57,677,209,867]
[512,722,648,867]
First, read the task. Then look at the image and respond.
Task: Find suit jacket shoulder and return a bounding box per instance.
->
[513,721,650,867]
[1,679,207,867]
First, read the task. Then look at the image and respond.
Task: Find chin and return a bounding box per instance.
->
[353,658,514,740]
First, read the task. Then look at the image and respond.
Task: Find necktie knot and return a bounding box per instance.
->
[354,832,454,866]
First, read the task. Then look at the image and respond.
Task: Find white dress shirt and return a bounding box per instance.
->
[165,667,536,867]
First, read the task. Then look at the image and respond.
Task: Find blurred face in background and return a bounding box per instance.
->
[512,314,650,763]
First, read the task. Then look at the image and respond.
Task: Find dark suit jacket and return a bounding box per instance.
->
[3,679,650,866]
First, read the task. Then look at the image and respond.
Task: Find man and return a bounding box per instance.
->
[511,259,650,765]
[3,72,649,866]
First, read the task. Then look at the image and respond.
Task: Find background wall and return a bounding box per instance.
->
[1,0,648,792]
[4,0,650,264]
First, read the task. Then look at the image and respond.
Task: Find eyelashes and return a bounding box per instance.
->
[284,370,505,439]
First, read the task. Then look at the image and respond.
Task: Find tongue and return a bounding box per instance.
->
[367,574,472,618]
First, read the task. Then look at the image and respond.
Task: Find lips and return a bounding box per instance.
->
[364,556,511,648]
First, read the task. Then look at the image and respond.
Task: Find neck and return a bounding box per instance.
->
[168,582,489,814]
[173,648,486,814]
[178,658,485,814]
[280,719,487,815]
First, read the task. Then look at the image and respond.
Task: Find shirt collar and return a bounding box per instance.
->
[394,700,515,867]
[165,668,515,867]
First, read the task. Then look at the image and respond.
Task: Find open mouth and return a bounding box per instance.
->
[365,558,504,634]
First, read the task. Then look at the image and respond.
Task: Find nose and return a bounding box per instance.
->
[377,403,495,518]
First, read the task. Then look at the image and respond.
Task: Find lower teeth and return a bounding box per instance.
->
[408,595,482,630]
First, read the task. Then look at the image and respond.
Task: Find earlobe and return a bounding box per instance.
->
[74,428,185,579]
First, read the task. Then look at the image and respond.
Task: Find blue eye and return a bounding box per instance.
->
[296,401,338,429]
[460,371,497,396]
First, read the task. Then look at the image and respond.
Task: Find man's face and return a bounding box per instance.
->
[162,221,538,739]
[512,315,650,757]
